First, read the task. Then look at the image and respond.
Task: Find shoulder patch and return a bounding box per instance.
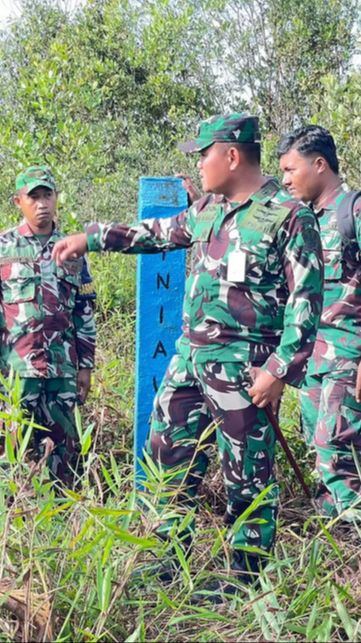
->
[79,282,96,296]
[242,201,291,236]
[303,227,320,252]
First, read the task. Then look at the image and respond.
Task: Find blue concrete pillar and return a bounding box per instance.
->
[134,177,187,477]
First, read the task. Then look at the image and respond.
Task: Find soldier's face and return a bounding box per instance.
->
[14,186,57,234]
[279,148,324,204]
[197,143,233,194]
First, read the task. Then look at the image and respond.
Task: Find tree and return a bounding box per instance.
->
[207,0,359,133]
[0,0,217,227]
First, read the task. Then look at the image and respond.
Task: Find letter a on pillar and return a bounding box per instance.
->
[134,177,187,479]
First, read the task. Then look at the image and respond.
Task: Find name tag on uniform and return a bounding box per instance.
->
[227,249,247,282]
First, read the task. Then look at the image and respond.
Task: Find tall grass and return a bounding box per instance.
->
[0,257,361,641]
[0,379,361,641]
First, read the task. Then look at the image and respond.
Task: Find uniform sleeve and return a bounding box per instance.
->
[263,205,324,387]
[85,207,196,253]
[354,196,361,249]
[73,257,96,369]
[0,307,8,374]
[0,266,8,374]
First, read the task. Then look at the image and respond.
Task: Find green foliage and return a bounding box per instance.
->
[310,72,361,186]
[0,0,217,231]
[1,0,361,640]
[211,0,359,133]
[1,386,361,640]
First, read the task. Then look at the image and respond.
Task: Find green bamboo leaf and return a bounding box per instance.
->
[80,423,94,456]
[125,621,145,642]
[72,531,106,558]
[42,501,74,518]
[101,465,116,492]
[101,566,112,612]
[110,451,122,486]
[74,405,82,440]
[101,535,114,566]
[157,589,178,609]
[35,500,54,524]
[105,524,157,547]
[231,484,275,535]
[89,507,132,517]
[121,488,137,530]
[305,602,318,639]
[17,422,33,461]
[210,529,227,557]
[332,586,357,640]
[174,541,192,588]
[233,544,271,556]
[5,431,16,464]
[317,520,342,560]
[169,611,228,624]
[314,615,333,642]
[96,558,103,611]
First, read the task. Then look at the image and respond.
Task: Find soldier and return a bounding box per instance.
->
[278,125,361,520]
[52,113,323,600]
[0,166,96,486]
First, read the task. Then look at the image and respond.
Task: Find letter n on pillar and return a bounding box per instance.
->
[134,177,187,480]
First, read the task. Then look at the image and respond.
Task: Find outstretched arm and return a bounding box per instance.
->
[52,233,88,265]
[53,206,195,265]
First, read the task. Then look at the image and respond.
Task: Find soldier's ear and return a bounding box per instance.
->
[13,193,22,209]
[314,156,328,175]
[228,145,242,171]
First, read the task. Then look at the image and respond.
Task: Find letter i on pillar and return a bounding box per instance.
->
[134,177,187,481]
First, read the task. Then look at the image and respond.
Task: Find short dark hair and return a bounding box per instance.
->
[227,142,261,165]
[277,125,339,174]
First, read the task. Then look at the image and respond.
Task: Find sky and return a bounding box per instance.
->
[0,0,21,24]
[0,0,84,25]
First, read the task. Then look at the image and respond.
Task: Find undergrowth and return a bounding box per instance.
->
[0,257,361,642]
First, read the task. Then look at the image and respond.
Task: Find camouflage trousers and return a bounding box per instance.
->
[146,354,278,553]
[300,369,361,518]
[19,377,79,486]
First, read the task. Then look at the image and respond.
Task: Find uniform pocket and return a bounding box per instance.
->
[191,219,214,243]
[1,262,36,303]
[56,264,80,309]
[242,242,271,282]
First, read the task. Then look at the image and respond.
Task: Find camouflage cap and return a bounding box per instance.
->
[178,112,261,154]
[15,165,56,193]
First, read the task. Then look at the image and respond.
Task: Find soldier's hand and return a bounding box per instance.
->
[248,367,285,409]
[175,173,202,204]
[356,362,361,404]
[77,368,92,404]
[52,233,88,265]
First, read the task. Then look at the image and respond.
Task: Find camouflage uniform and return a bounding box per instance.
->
[85,160,323,554]
[0,219,96,484]
[300,187,361,518]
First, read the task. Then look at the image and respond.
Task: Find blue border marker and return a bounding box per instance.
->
[134,177,187,479]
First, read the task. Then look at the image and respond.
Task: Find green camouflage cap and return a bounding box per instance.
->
[15,165,56,193]
[178,112,261,154]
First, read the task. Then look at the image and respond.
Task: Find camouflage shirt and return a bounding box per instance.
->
[0,222,96,378]
[307,187,361,376]
[86,178,323,387]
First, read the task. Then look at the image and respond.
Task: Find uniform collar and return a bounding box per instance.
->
[217,176,280,208]
[17,220,61,239]
[249,176,280,204]
[312,185,344,214]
